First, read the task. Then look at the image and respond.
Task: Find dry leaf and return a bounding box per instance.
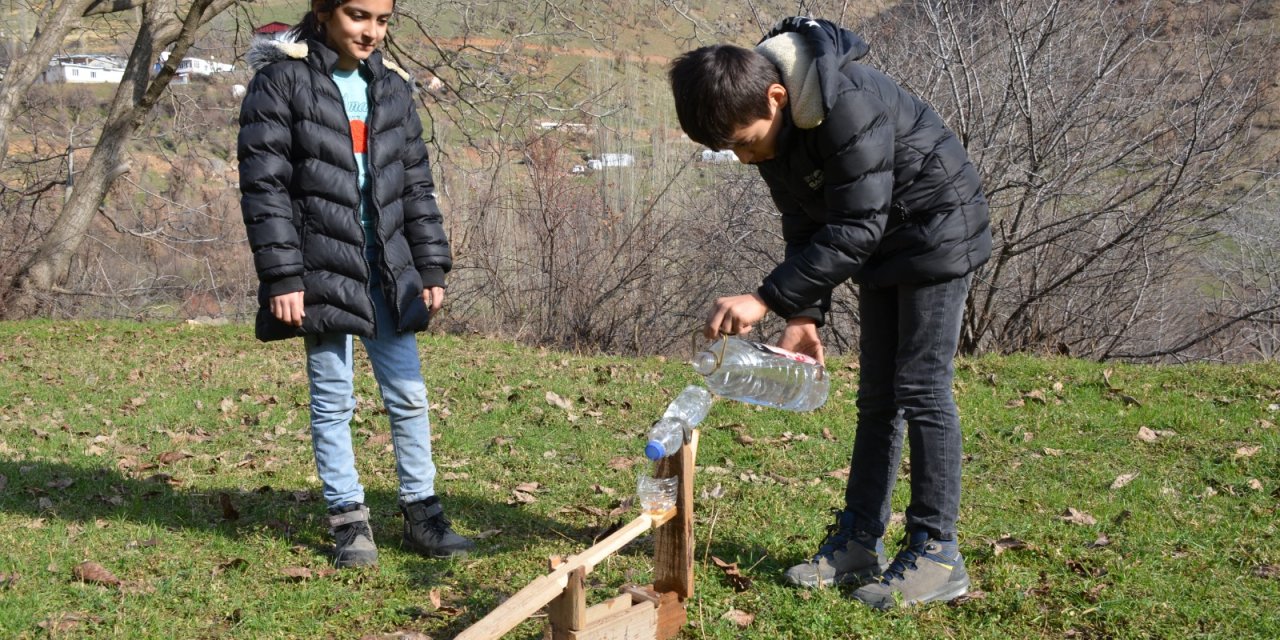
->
[545,391,572,410]
[607,456,636,471]
[1110,472,1139,490]
[1254,564,1279,580]
[948,589,987,606]
[1043,448,1064,457]
[992,537,1030,556]
[591,483,616,496]
[428,588,442,609]
[72,561,120,586]
[1087,533,1111,549]
[509,490,537,505]
[1234,445,1261,459]
[157,451,191,465]
[1061,508,1097,526]
[0,572,19,588]
[280,566,312,581]
[38,612,102,633]
[472,529,501,539]
[1025,389,1048,404]
[720,608,755,628]
[1102,368,1115,388]
[735,434,755,445]
[1137,426,1159,443]
[821,427,836,441]
[1248,478,1264,491]
[710,556,753,592]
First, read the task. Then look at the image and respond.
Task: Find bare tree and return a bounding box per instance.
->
[856,0,1279,360]
[0,0,241,317]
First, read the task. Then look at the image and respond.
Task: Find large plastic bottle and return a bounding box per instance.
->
[644,385,713,460]
[692,337,830,411]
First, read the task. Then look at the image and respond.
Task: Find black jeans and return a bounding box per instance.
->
[845,274,971,541]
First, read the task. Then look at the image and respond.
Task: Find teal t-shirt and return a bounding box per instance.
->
[331,66,375,250]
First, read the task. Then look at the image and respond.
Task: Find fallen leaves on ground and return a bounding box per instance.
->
[948,589,987,606]
[991,536,1032,556]
[720,608,754,628]
[280,566,313,581]
[1110,472,1139,490]
[545,391,572,410]
[219,493,240,520]
[38,612,103,634]
[72,561,120,586]
[710,556,753,592]
[1061,508,1097,526]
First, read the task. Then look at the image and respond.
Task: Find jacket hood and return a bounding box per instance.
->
[755,17,869,129]
[245,34,413,84]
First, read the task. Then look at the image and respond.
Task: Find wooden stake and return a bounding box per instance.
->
[652,429,697,600]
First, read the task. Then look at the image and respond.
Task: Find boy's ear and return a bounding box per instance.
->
[767,83,789,110]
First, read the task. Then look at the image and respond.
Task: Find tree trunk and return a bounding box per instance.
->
[1,0,230,317]
[0,0,96,166]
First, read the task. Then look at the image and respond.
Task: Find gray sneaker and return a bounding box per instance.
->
[401,496,476,558]
[329,503,378,568]
[851,531,970,610]
[785,510,888,588]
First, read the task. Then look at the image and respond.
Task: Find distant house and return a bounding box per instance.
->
[253,22,292,39]
[38,55,125,84]
[155,51,234,82]
[586,153,634,170]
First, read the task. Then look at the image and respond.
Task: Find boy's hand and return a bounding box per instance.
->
[705,293,769,339]
[423,286,445,313]
[269,291,306,327]
[778,317,824,365]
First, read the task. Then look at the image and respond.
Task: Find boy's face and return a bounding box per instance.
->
[726,83,788,164]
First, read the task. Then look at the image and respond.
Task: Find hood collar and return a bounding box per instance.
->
[755,17,869,129]
[246,33,413,84]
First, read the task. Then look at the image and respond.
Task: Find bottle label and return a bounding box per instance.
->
[747,340,819,365]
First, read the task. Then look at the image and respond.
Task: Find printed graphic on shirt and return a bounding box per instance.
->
[350,119,367,154]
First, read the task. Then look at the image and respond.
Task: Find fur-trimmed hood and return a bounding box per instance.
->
[246,33,413,84]
[755,17,869,129]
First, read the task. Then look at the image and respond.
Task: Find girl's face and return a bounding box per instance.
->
[316,0,395,71]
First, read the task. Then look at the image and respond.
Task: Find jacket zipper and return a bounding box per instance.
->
[323,68,379,335]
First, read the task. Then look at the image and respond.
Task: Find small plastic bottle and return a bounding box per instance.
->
[644,385,713,460]
[692,337,830,411]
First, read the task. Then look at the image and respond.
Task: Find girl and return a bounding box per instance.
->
[238,0,474,567]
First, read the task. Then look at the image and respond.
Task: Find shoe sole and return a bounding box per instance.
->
[906,575,971,607]
[787,563,888,589]
[334,550,378,568]
[402,538,475,559]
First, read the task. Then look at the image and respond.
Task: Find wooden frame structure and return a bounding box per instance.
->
[455,432,699,640]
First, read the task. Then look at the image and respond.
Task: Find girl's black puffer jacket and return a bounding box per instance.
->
[238,37,450,341]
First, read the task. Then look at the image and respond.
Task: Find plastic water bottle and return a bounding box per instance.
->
[692,337,829,411]
[644,385,713,460]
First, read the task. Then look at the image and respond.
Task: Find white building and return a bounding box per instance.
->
[586,153,634,170]
[157,52,234,82]
[38,55,125,84]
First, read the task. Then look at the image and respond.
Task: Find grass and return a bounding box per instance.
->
[0,320,1277,639]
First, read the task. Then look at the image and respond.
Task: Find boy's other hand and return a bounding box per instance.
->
[423,286,445,313]
[705,293,769,339]
[270,291,306,327]
[778,317,824,365]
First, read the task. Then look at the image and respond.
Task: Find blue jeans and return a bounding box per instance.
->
[305,276,436,509]
[845,275,971,541]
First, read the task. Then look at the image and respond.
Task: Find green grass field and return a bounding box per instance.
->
[0,321,1277,638]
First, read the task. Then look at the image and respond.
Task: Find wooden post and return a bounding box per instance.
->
[652,430,697,600]
[547,566,586,632]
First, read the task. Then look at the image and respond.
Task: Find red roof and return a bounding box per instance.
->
[253,22,291,34]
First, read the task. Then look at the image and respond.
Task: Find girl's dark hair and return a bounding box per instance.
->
[668,45,782,150]
[288,0,347,41]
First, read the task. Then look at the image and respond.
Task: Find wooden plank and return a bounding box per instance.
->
[583,593,633,627]
[566,600,656,640]
[547,566,586,631]
[652,429,697,599]
[454,513,659,640]
[654,590,687,640]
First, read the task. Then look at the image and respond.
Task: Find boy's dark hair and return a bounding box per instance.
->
[668,45,782,150]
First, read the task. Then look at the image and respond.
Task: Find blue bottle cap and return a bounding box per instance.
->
[644,440,665,460]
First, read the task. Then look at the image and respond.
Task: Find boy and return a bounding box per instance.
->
[668,17,991,609]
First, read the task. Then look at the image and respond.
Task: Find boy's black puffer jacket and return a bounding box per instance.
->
[753,18,991,320]
[238,37,450,341]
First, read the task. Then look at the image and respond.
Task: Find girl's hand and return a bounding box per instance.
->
[423,286,445,313]
[269,291,306,327]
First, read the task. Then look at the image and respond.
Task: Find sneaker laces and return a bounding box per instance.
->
[408,507,454,535]
[334,520,372,548]
[815,508,855,557]
[880,537,926,584]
